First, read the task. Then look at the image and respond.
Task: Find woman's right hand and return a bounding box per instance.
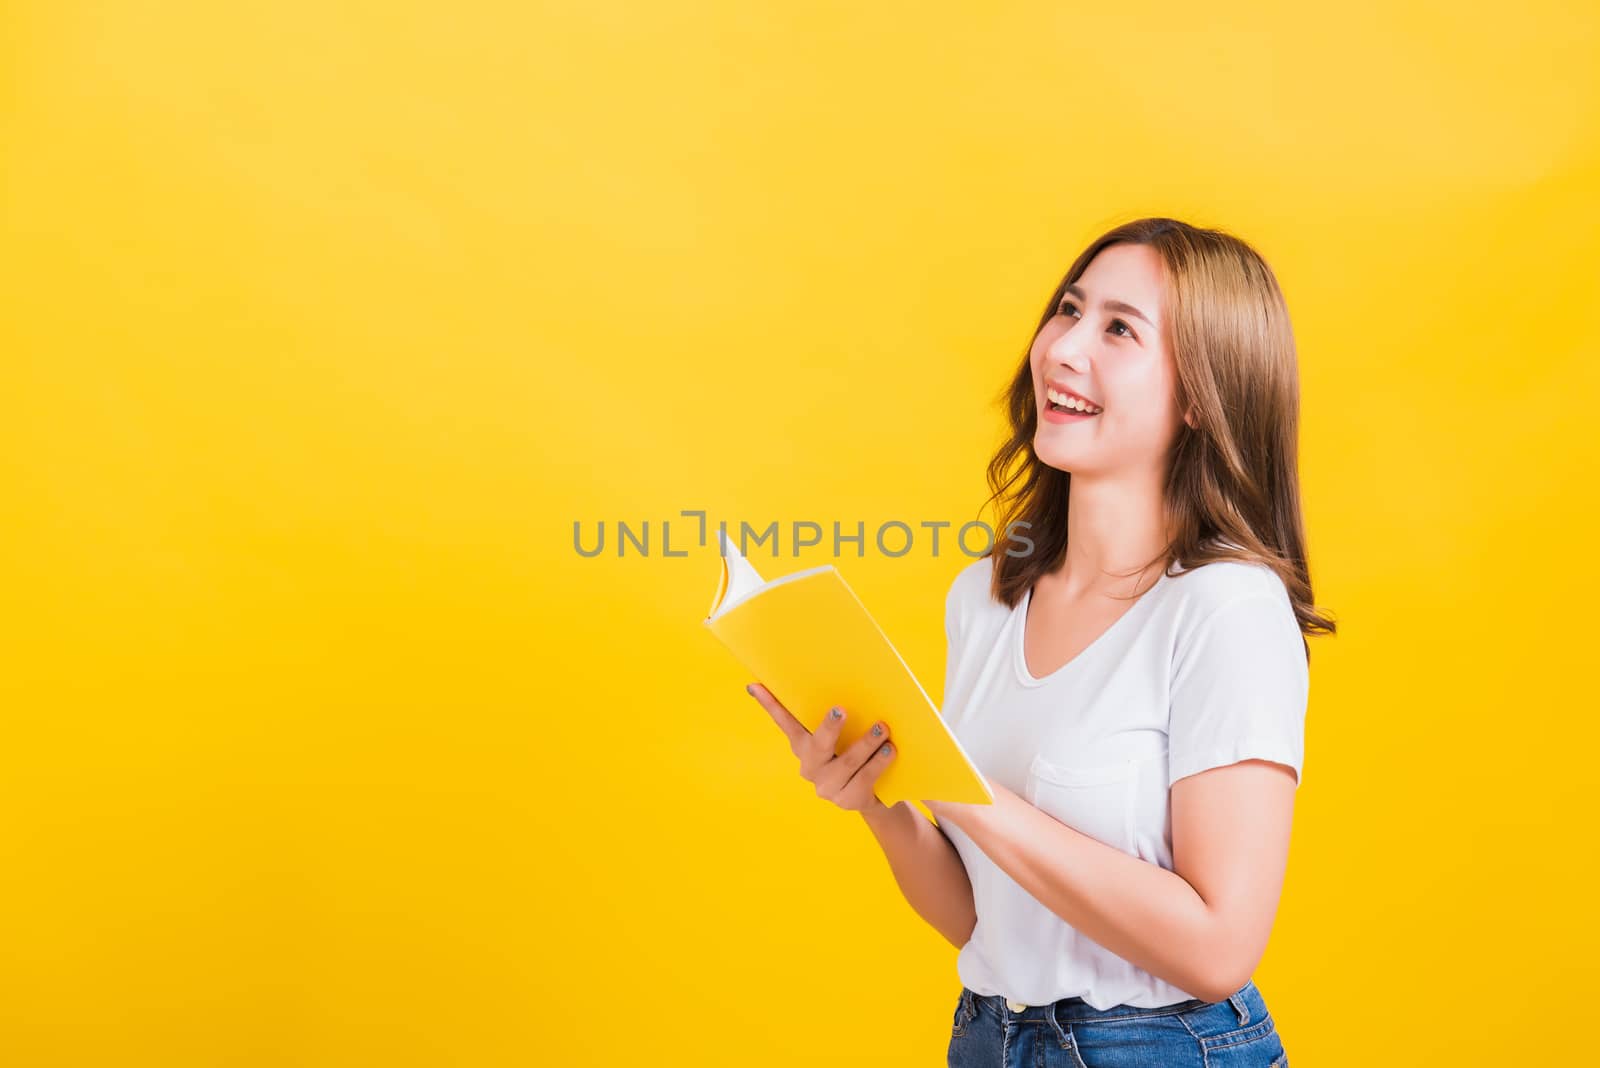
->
[746,682,896,814]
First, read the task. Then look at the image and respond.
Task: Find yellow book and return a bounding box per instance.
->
[703,529,993,807]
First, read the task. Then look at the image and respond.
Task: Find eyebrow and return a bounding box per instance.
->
[1062,284,1154,328]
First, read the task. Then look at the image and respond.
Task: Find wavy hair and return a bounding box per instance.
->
[982,217,1337,656]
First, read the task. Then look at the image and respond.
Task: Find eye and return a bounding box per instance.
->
[1056,300,1136,340]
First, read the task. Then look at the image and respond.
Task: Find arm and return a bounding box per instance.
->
[859,799,976,950]
[925,757,1296,1002]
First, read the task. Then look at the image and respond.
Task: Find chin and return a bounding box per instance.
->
[1032,441,1082,474]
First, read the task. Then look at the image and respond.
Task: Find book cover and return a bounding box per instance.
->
[703,529,993,807]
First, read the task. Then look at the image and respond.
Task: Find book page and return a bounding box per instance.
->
[710,527,769,619]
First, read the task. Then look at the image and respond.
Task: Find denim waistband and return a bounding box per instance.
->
[965,979,1264,1027]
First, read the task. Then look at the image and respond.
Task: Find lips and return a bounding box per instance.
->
[1042,403,1097,424]
[1043,383,1103,414]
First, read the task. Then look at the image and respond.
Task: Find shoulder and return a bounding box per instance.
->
[1161,557,1305,672]
[942,553,1002,644]
[1163,556,1289,617]
[946,552,996,607]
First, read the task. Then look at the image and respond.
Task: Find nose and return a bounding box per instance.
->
[1047,330,1092,374]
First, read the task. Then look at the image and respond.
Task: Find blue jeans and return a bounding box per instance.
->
[947,980,1288,1067]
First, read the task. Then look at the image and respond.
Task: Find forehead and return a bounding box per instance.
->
[1071,243,1164,324]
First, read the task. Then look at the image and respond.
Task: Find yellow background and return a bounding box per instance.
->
[3,2,1596,1064]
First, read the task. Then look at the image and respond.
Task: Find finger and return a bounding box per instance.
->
[801,703,859,781]
[842,735,896,804]
[815,704,850,753]
[815,717,888,796]
[746,683,808,748]
[841,718,890,770]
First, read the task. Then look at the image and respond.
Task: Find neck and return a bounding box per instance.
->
[1056,468,1173,597]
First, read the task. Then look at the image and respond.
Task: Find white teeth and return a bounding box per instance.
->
[1046,387,1102,414]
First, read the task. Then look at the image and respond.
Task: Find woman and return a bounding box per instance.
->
[748,216,1334,1067]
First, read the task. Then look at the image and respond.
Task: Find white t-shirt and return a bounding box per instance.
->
[936,551,1308,1010]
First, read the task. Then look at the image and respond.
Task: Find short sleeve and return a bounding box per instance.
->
[944,572,962,647]
[1168,593,1308,788]
[939,572,963,712]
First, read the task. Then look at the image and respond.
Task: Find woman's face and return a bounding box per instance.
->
[1029,242,1189,480]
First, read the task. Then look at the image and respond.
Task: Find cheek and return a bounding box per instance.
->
[1103,366,1177,436]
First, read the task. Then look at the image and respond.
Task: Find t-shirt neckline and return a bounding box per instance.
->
[1012,570,1171,688]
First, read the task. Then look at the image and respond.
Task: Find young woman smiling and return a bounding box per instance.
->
[748,216,1334,1067]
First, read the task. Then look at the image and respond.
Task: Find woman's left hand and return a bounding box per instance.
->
[924,782,1021,824]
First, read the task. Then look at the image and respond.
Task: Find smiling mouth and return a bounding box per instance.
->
[1045,386,1103,415]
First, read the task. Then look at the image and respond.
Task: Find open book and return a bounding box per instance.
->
[703,529,993,807]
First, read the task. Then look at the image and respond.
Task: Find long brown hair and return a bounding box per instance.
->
[982,217,1337,655]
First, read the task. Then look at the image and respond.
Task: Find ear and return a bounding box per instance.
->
[1183,405,1200,429]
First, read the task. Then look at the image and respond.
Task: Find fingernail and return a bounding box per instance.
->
[829,707,844,720]
[880,743,893,756]
[745,684,756,697]
[871,723,883,736]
